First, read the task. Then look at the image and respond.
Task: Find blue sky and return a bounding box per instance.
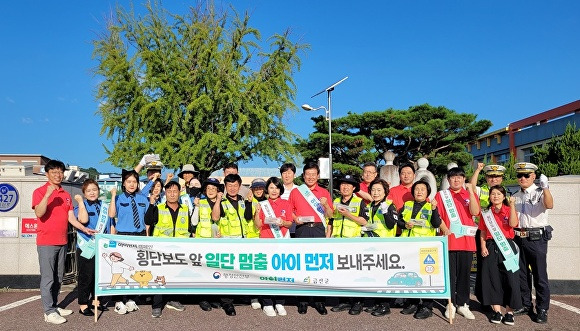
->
[1,1,578,174]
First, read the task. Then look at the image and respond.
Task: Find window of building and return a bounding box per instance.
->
[522,148,534,162]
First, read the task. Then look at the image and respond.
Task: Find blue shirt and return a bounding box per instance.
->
[74,200,112,248]
[113,191,150,233]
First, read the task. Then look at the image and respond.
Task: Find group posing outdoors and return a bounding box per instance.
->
[32,154,554,326]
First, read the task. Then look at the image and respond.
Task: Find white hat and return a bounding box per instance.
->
[483,164,506,176]
[515,162,538,174]
[178,164,199,178]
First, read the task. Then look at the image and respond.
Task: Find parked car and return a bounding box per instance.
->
[387,271,423,287]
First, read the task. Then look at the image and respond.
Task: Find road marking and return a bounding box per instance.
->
[0,295,41,313]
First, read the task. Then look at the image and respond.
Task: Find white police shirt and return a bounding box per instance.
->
[513,183,549,228]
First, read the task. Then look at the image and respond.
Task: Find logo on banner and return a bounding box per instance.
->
[213,272,221,279]
[419,248,439,275]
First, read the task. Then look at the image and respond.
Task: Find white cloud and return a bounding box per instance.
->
[21,117,33,124]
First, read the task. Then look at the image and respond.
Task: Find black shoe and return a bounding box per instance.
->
[330,303,351,312]
[199,301,212,311]
[414,306,433,319]
[97,305,109,312]
[371,304,391,317]
[364,304,380,313]
[513,306,531,316]
[490,311,502,324]
[536,309,548,324]
[348,302,363,315]
[298,302,308,314]
[401,304,418,315]
[210,302,221,309]
[391,298,406,308]
[223,303,236,316]
[503,313,515,326]
[78,307,95,316]
[314,302,328,315]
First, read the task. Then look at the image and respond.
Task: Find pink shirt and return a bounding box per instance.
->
[32,182,73,246]
[288,184,333,223]
[258,198,292,238]
[478,205,516,240]
[435,188,478,252]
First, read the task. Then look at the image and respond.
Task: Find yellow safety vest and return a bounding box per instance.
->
[331,196,363,238]
[196,199,214,238]
[152,203,190,238]
[480,185,490,209]
[244,198,262,238]
[219,197,246,238]
[364,200,397,237]
[401,201,436,237]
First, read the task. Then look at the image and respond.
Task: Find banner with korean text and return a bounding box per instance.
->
[95,234,450,298]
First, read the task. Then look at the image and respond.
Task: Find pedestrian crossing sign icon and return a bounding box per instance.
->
[419,248,439,275]
[424,254,435,264]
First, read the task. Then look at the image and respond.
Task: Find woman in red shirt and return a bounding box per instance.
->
[479,185,522,326]
[253,177,293,316]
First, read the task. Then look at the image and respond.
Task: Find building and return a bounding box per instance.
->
[468,100,580,163]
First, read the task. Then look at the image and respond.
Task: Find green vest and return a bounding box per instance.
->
[152,203,190,238]
[479,185,490,209]
[331,196,363,238]
[245,198,262,238]
[401,201,436,237]
[364,200,397,237]
[195,199,214,238]
[219,197,246,238]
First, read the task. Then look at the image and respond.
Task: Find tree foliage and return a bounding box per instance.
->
[93,1,307,178]
[532,123,580,176]
[296,104,492,178]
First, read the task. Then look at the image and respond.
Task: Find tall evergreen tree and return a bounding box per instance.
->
[93,1,307,178]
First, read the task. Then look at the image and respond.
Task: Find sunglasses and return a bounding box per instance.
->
[516,173,531,179]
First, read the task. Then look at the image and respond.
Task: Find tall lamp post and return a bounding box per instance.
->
[301,76,348,195]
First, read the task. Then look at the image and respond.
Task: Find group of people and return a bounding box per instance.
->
[32,155,554,326]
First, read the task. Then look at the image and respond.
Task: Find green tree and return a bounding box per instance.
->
[532,123,580,176]
[296,104,491,179]
[80,167,100,180]
[93,1,307,178]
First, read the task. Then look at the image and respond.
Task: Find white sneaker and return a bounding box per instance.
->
[251,298,261,310]
[275,304,287,316]
[445,304,456,319]
[45,312,66,324]
[263,305,276,317]
[457,304,475,319]
[125,300,139,312]
[56,307,73,316]
[115,301,128,315]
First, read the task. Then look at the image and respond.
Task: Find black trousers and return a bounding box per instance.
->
[480,239,522,309]
[449,251,473,306]
[76,250,95,306]
[262,297,285,306]
[515,236,550,310]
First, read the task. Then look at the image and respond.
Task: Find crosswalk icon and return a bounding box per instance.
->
[424,254,435,264]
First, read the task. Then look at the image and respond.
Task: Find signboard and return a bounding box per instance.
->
[95,235,450,299]
[21,218,38,238]
[0,217,19,238]
[0,183,19,212]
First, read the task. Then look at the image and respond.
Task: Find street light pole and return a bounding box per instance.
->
[302,76,348,196]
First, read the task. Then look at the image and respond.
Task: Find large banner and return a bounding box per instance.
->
[95,234,450,299]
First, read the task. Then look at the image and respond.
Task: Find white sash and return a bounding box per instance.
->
[481,209,520,273]
[440,190,477,238]
[296,184,327,229]
[78,202,109,259]
[259,200,289,239]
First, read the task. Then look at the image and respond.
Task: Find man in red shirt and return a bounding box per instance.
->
[32,160,94,325]
[357,162,378,204]
[434,167,480,320]
[387,162,416,212]
[288,162,334,315]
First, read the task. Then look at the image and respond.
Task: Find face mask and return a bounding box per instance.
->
[188,187,201,197]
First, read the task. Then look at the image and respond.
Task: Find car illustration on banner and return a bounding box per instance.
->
[387,272,423,287]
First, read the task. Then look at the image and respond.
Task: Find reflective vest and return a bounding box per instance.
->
[152,203,190,238]
[364,200,397,237]
[196,199,214,238]
[331,196,363,238]
[480,185,490,209]
[401,201,436,237]
[219,197,246,238]
[245,198,262,238]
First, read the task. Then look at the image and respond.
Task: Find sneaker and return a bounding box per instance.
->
[275,304,287,316]
[513,305,532,316]
[263,305,276,317]
[152,308,162,318]
[457,304,475,320]
[503,313,515,326]
[444,304,456,319]
[165,301,185,312]
[251,298,261,310]
[115,301,128,315]
[44,312,66,324]
[490,311,502,324]
[536,309,548,324]
[401,304,418,315]
[330,303,351,312]
[56,307,73,316]
[414,306,433,319]
[348,302,363,315]
[125,300,139,312]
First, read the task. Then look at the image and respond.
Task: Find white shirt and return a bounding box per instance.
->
[513,183,549,228]
[281,184,297,200]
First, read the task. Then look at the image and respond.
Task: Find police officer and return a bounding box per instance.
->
[512,162,554,324]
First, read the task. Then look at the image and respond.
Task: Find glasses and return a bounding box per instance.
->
[363,171,376,175]
[48,170,64,175]
[516,173,531,179]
